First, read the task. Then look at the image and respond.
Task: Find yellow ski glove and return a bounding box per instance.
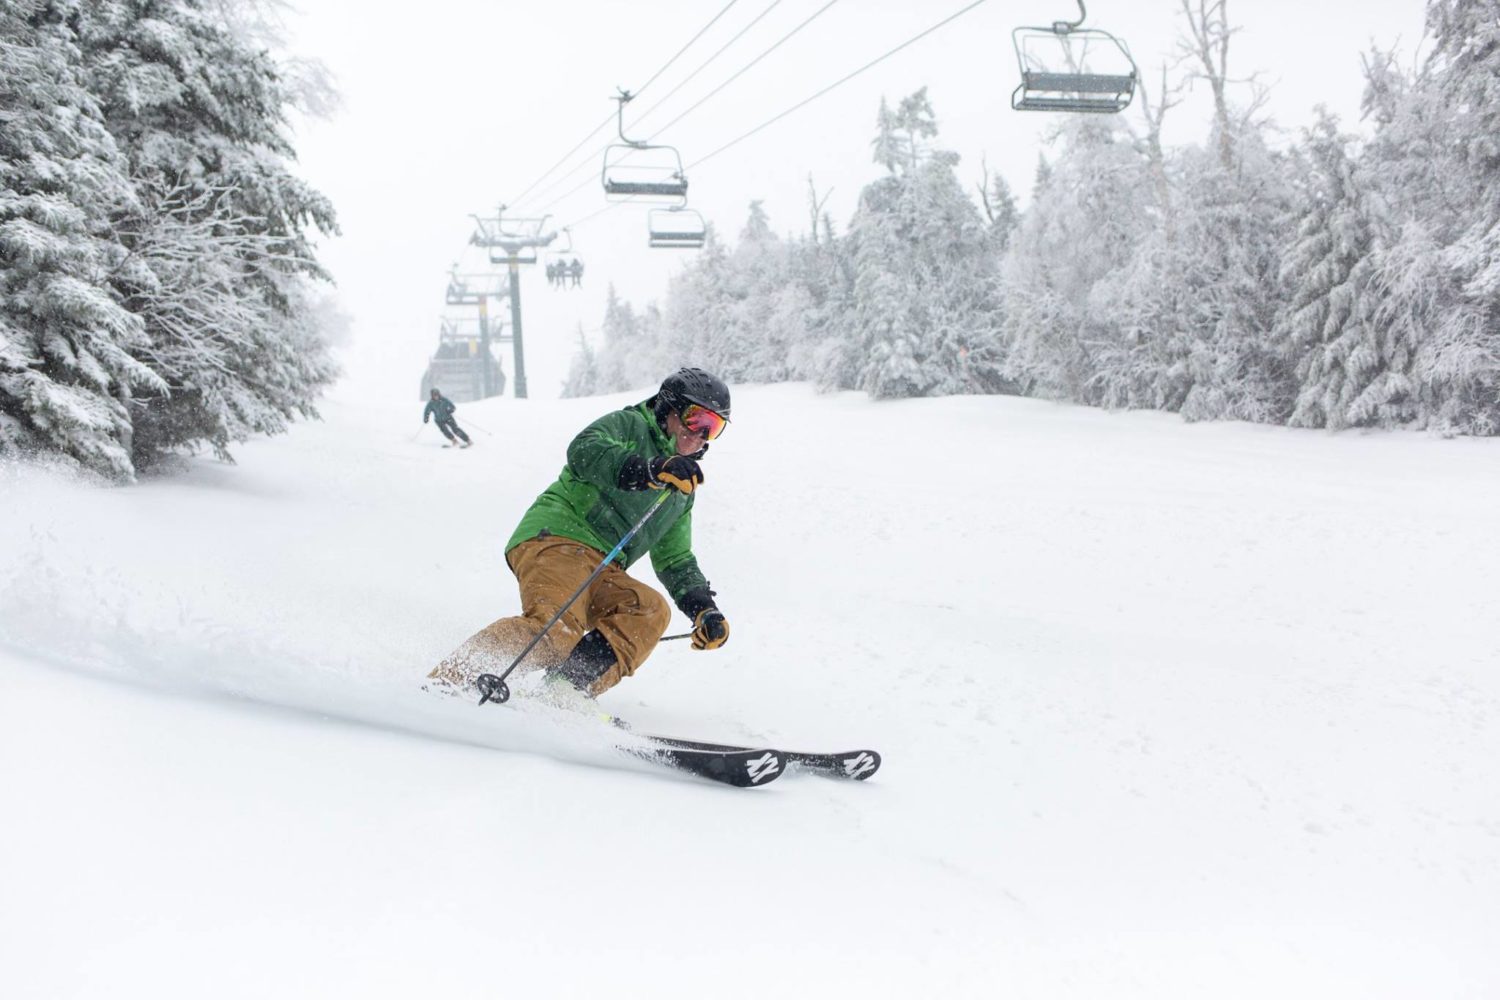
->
[691,608,730,650]
[649,454,704,495]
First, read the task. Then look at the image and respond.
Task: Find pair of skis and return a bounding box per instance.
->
[467,672,879,789]
[624,730,881,788]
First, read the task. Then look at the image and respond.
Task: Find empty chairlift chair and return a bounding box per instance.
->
[601,90,691,202]
[1011,1,1138,114]
[647,207,706,250]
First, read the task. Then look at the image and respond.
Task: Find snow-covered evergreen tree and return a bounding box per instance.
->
[627,203,813,387]
[3,0,339,475]
[199,0,340,119]
[1002,117,1152,403]
[653,230,732,378]
[870,97,903,176]
[1388,0,1500,432]
[1169,135,1298,423]
[590,283,663,394]
[0,0,163,479]
[785,187,852,386]
[1329,4,1500,435]
[79,0,339,466]
[717,201,806,383]
[1277,110,1390,429]
[1076,1,1295,423]
[560,324,600,398]
[979,168,1019,251]
[836,91,1003,398]
[692,210,766,380]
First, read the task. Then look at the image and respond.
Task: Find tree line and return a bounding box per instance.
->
[1,0,337,480]
[565,0,1500,437]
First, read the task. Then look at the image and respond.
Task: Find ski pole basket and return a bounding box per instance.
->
[1011,1,1138,114]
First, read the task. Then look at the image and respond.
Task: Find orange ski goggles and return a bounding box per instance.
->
[680,403,728,441]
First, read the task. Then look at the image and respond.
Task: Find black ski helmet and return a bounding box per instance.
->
[653,367,731,424]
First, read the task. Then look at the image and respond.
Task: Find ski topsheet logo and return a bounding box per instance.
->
[843,753,876,779]
[745,752,780,784]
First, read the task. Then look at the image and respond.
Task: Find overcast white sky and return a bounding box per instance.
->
[283,0,1428,403]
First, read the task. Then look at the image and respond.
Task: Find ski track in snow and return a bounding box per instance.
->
[3,384,1499,999]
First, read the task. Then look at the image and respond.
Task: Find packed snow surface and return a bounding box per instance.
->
[3,384,1498,998]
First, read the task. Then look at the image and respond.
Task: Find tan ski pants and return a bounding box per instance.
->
[428,534,671,695]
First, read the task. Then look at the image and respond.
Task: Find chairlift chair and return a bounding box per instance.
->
[543,228,584,288]
[444,275,468,306]
[422,319,506,401]
[647,206,706,250]
[1011,1,1138,114]
[445,267,508,305]
[541,227,575,266]
[602,90,690,203]
[545,227,574,257]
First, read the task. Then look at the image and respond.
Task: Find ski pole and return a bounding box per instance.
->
[476,489,674,706]
[462,418,494,436]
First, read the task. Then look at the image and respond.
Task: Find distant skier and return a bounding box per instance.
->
[428,368,732,699]
[423,388,471,448]
[567,258,583,288]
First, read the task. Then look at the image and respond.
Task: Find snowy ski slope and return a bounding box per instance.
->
[2,384,1498,998]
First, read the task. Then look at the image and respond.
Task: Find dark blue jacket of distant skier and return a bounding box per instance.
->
[423,394,457,424]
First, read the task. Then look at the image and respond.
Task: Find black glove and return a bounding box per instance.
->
[617,454,654,490]
[691,608,730,650]
[678,586,728,651]
[649,454,704,495]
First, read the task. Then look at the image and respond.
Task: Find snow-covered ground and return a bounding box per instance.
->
[3,384,1498,999]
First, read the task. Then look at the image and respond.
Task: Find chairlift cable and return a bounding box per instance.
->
[560,197,632,234]
[645,0,842,142]
[513,3,766,213]
[555,0,993,234]
[531,149,627,219]
[526,0,824,217]
[626,0,787,133]
[632,0,745,99]
[506,112,618,211]
[531,0,840,219]
[687,0,993,171]
[505,0,743,209]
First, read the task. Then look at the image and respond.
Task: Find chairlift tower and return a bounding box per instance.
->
[444,266,510,399]
[470,206,557,399]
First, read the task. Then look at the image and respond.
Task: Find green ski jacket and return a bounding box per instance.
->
[507,402,707,605]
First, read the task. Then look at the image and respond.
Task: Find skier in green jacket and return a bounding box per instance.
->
[429,368,732,698]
